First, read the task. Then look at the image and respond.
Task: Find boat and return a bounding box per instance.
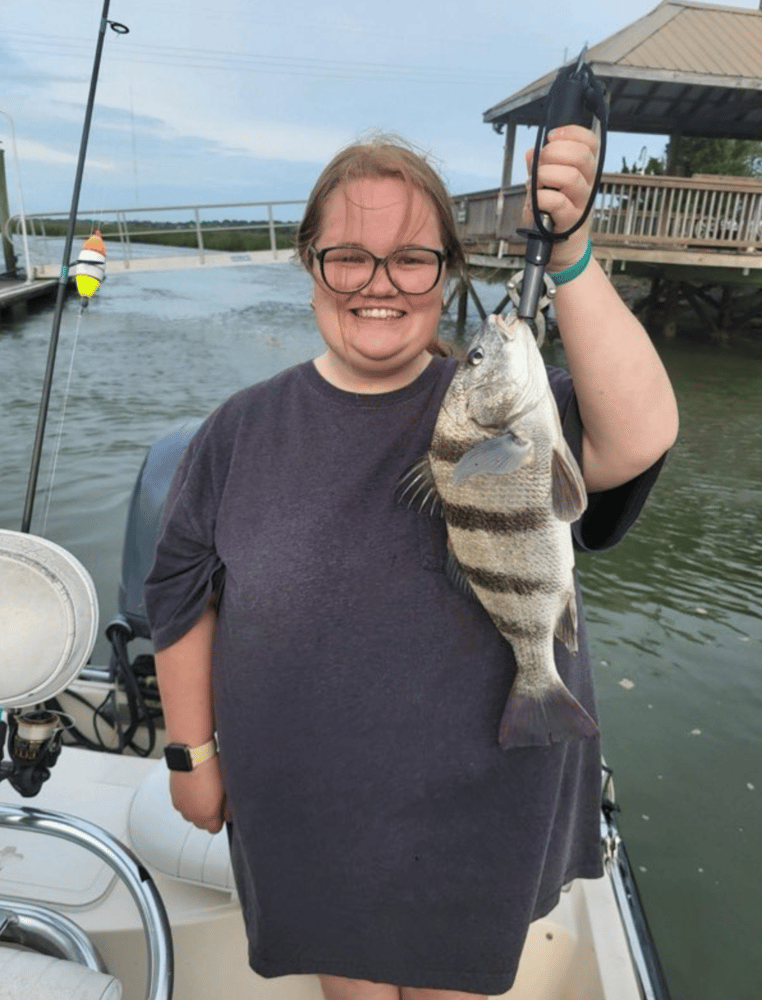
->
[0,422,672,1000]
[1,14,671,989]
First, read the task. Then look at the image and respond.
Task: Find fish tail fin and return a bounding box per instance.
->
[498,680,599,749]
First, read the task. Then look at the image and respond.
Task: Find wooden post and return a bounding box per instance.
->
[456,280,468,337]
[496,122,517,240]
[0,148,18,276]
[717,285,732,345]
[680,281,719,340]
[662,279,678,339]
[665,132,682,176]
[194,207,205,264]
[268,203,277,260]
[501,122,516,189]
[643,274,661,332]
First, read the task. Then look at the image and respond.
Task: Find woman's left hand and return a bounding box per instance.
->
[522,125,598,272]
[523,125,679,493]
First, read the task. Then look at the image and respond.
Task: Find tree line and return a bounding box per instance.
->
[623,137,762,177]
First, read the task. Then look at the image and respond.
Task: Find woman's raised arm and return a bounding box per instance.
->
[526,126,679,491]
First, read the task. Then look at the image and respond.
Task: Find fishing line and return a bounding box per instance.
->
[39,298,87,537]
[40,210,107,537]
[130,86,140,205]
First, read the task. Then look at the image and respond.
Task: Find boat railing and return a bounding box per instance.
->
[0,803,173,1000]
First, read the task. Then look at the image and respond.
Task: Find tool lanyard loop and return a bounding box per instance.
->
[516,48,608,322]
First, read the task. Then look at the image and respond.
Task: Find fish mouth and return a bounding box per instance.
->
[351,307,406,320]
[492,313,515,340]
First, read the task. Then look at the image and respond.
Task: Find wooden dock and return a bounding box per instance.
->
[15,177,762,283]
[453,172,762,342]
[30,247,293,280]
[8,174,762,340]
[455,172,762,277]
[0,276,59,321]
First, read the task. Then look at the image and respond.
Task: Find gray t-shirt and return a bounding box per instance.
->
[145,356,662,994]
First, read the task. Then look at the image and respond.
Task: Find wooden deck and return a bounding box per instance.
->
[0,276,58,320]
[455,172,762,281]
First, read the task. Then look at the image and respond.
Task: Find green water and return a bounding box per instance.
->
[580,344,762,1000]
[2,263,760,999]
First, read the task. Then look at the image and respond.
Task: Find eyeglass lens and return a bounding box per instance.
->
[321,247,442,294]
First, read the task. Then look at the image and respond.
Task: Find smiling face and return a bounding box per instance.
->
[311,176,446,393]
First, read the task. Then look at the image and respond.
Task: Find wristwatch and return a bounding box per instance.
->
[164,737,218,772]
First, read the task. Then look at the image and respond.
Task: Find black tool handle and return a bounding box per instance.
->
[517,49,603,320]
[545,65,595,133]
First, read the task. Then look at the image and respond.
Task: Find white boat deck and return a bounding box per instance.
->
[0,745,644,1000]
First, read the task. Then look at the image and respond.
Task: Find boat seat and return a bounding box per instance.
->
[0,945,121,1000]
[128,762,235,893]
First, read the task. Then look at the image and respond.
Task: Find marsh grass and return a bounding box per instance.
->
[33,218,299,254]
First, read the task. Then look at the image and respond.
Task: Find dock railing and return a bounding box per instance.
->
[10,199,307,272]
[13,175,762,276]
[455,173,762,254]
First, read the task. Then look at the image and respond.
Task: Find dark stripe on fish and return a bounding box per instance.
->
[442,502,548,533]
[490,615,550,642]
[429,435,474,464]
[461,565,557,595]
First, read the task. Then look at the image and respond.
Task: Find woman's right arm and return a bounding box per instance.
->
[154,604,228,833]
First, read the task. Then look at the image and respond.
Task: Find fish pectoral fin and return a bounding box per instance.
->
[498,680,598,749]
[450,433,531,484]
[395,455,443,517]
[550,443,587,522]
[554,590,579,653]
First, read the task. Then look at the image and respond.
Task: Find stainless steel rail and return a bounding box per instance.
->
[0,803,173,1000]
[0,900,107,971]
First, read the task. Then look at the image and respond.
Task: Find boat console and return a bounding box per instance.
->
[0,529,173,1000]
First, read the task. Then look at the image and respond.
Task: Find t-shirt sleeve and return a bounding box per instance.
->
[546,364,666,553]
[143,427,224,651]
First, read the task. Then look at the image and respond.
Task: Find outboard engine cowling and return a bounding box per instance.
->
[95,420,202,755]
[117,421,202,639]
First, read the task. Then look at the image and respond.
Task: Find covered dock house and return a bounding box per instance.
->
[456,0,762,341]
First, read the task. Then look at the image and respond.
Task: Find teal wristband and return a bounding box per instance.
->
[548,239,592,286]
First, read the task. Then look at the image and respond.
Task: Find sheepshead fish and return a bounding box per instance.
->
[398,312,598,749]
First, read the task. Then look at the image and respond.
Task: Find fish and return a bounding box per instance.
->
[397,311,598,749]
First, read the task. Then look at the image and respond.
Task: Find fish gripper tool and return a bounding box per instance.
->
[515,46,608,326]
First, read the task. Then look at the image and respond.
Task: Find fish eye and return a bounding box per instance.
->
[466,347,484,366]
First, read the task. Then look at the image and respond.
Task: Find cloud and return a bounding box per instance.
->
[164,115,353,164]
[4,0,712,214]
[15,138,114,171]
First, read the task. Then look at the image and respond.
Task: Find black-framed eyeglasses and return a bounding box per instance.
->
[308,244,446,295]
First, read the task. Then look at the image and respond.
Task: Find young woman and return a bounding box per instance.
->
[146,128,678,1000]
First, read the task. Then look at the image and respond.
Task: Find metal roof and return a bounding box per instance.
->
[484,1,762,139]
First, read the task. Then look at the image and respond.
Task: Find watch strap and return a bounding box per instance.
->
[165,737,218,771]
[187,737,218,768]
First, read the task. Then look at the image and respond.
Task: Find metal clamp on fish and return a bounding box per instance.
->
[513,46,608,337]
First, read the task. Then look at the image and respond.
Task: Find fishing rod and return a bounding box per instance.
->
[516,46,608,324]
[20,3,128,534]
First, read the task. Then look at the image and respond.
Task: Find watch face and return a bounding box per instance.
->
[164,743,193,771]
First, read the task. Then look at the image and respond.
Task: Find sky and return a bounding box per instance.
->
[2,0,760,218]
